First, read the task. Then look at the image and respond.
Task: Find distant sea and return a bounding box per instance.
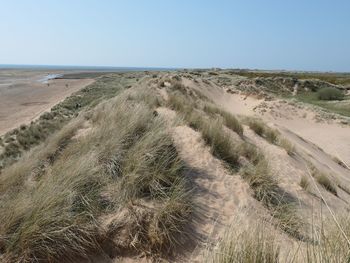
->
[0,64,177,72]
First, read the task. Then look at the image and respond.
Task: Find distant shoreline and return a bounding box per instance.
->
[0,64,178,72]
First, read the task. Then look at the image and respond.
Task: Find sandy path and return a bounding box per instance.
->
[155,105,261,262]
[0,78,94,135]
[172,125,258,262]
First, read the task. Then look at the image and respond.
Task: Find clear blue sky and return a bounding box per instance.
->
[1,0,349,71]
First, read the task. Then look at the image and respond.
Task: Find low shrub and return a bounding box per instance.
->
[317,87,344,100]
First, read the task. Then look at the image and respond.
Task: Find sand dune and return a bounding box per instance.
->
[1,71,350,262]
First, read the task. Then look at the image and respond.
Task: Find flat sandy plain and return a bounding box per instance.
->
[0,69,94,135]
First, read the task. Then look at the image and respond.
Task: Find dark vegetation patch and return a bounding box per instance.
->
[57,72,114,79]
[317,87,345,100]
[230,70,350,86]
[294,92,350,117]
[299,176,310,190]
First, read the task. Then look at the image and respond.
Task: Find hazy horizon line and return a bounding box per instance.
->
[0,64,349,74]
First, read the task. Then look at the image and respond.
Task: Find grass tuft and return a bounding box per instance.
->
[201,120,239,168]
[316,174,337,196]
[248,119,265,136]
[205,219,280,263]
[242,157,302,238]
[299,176,310,191]
[247,118,280,144]
[203,104,243,136]
[279,138,295,155]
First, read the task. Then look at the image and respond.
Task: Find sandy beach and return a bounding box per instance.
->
[0,70,94,135]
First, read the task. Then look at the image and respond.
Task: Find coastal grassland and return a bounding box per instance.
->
[230,70,350,86]
[0,72,143,170]
[294,91,350,117]
[0,89,193,262]
[221,69,350,117]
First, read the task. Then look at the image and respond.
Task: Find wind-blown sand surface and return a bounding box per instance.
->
[205,83,350,166]
[0,70,94,135]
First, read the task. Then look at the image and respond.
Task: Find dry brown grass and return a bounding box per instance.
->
[203,103,243,136]
[246,118,296,156]
[241,155,302,238]
[201,120,239,169]
[300,176,310,191]
[206,215,350,263]
[167,92,194,115]
[279,138,296,155]
[316,174,337,196]
[247,118,280,144]
[205,218,280,263]
[0,89,193,262]
[304,216,350,262]
[182,109,240,169]
[168,94,240,169]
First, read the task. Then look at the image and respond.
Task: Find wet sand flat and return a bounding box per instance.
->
[0,70,94,135]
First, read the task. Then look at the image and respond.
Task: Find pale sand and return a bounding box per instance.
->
[156,105,263,262]
[200,79,350,167]
[0,72,94,136]
[179,76,350,260]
